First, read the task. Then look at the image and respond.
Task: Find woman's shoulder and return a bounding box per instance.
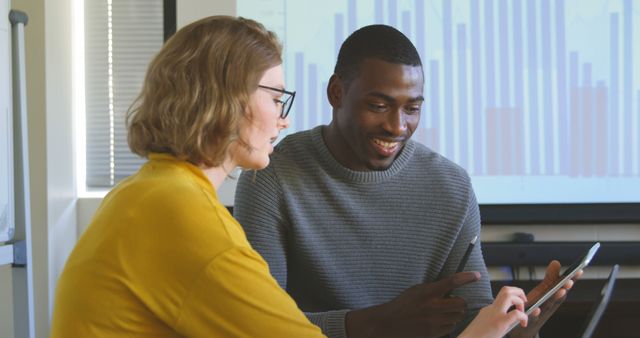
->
[95,166,248,255]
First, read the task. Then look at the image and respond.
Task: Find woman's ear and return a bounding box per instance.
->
[327,74,343,109]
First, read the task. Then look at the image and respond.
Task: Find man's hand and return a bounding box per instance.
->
[508,260,583,338]
[345,271,480,338]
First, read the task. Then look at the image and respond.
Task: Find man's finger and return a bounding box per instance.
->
[563,279,574,290]
[543,260,561,282]
[530,307,541,317]
[527,260,562,302]
[540,291,566,311]
[552,288,567,300]
[572,269,584,281]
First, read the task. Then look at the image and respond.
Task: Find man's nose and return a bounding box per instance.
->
[383,109,407,136]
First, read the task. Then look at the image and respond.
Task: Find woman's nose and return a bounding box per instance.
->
[277,116,290,130]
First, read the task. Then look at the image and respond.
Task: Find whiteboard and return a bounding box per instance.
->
[0,0,14,243]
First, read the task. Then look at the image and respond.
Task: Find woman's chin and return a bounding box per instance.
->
[242,156,270,171]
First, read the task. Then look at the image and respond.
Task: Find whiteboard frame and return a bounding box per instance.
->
[0,0,14,243]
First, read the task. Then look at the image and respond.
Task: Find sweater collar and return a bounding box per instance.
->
[310,126,415,183]
[146,153,216,194]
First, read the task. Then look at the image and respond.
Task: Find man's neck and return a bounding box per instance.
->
[321,123,367,171]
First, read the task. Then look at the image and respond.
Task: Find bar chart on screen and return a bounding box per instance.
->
[238,0,640,204]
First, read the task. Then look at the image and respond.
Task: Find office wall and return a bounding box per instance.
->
[0,264,13,338]
[43,0,77,324]
[177,0,235,26]
[0,0,77,337]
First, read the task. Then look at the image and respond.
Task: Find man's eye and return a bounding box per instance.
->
[274,99,284,106]
[368,103,387,112]
[404,106,421,115]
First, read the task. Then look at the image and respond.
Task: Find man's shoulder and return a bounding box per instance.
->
[274,128,315,152]
[410,141,470,181]
[270,128,319,166]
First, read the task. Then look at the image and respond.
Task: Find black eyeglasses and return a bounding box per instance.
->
[258,85,296,119]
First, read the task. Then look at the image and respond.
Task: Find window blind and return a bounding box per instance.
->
[85,0,163,188]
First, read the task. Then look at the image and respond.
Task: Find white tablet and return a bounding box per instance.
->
[506,242,601,334]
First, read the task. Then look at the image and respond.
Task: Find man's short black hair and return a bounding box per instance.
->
[334,24,422,88]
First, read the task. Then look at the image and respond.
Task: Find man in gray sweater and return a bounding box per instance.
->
[235,24,566,338]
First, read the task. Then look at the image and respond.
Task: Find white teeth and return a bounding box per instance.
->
[373,138,398,149]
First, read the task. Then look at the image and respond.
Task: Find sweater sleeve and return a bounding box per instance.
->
[305,311,350,338]
[174,247,326,338]
[235,167,351,338]
[447,185,494,337]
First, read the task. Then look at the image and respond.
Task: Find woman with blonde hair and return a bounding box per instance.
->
[51,15,529,338]
[52,16,322,337]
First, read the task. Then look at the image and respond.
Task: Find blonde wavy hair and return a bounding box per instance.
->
[127,16,282,167]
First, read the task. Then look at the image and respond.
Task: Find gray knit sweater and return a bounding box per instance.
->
[234,126,493,338]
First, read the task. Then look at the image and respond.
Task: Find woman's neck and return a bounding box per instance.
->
[200,157,236,190]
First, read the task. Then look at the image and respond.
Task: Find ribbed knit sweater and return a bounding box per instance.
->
[234,126,493,338]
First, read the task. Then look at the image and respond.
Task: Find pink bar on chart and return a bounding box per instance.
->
[582,88,593,177]
[569,87,580,177]
[595,86,608,177]
[500,108,513,175]
[486,107,498,175]
[514,107,524,175]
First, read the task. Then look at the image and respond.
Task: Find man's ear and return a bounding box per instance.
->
[327,74,343,109]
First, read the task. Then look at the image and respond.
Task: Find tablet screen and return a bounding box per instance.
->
[506,242,601,334]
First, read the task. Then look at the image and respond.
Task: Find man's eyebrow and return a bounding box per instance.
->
[366,91,425,103]
[365,92,395,102]
[407,95,425,103]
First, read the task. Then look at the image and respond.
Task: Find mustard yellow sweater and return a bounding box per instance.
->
[51,153,325,337]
